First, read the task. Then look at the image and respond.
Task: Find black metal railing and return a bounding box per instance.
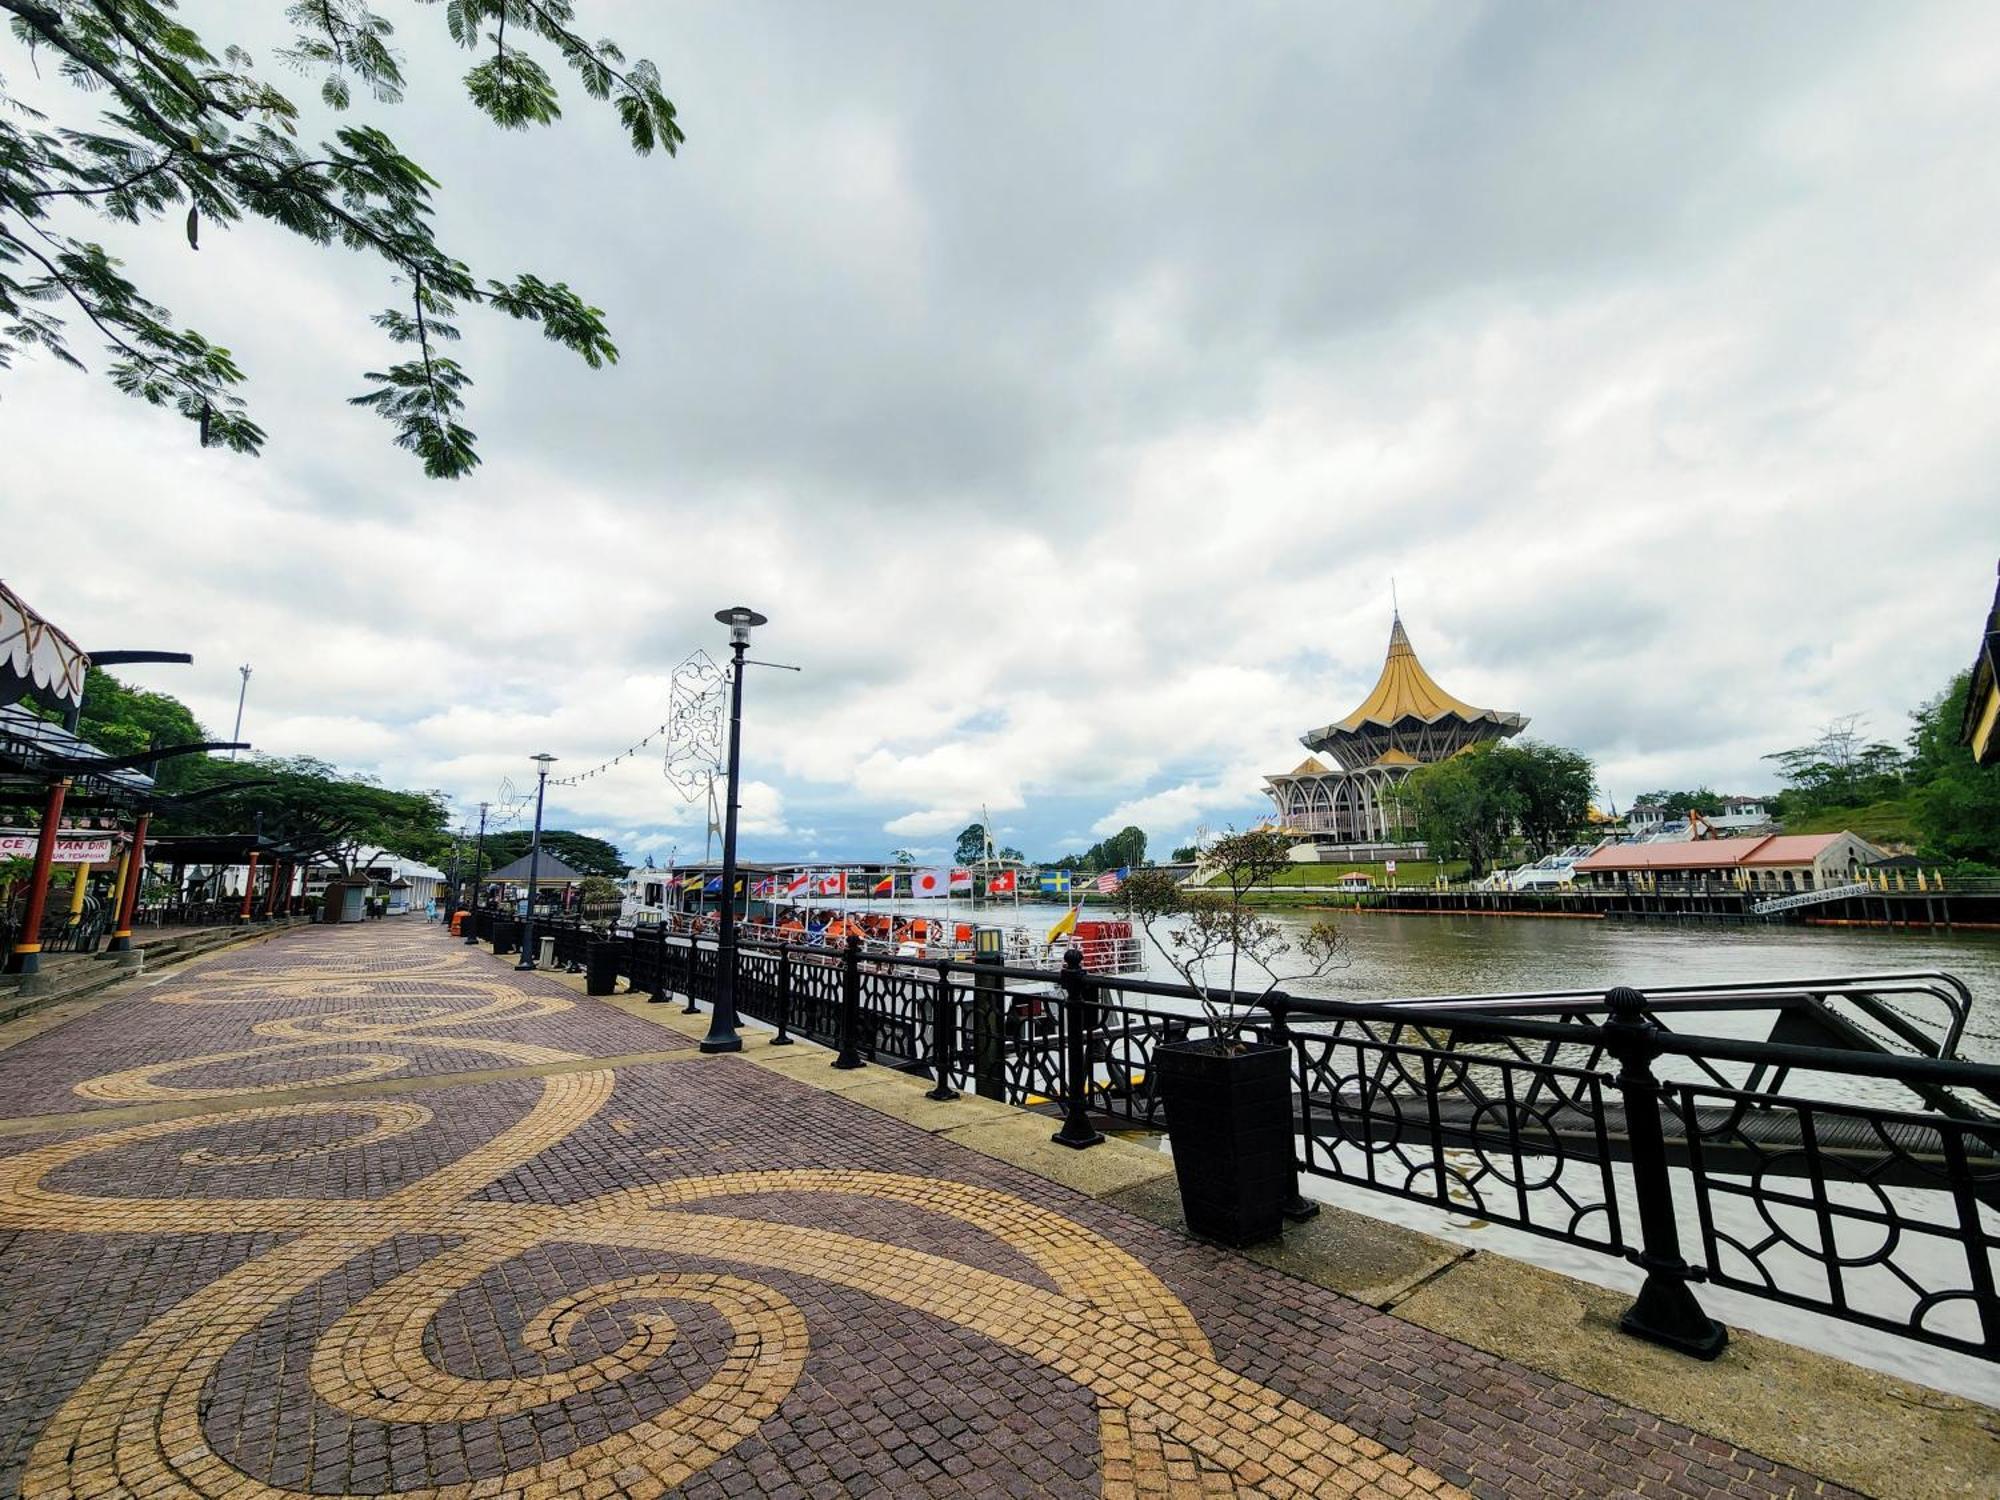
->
[463,918,2000,1363]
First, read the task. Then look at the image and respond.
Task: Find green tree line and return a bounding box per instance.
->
[1766,675,2000,869]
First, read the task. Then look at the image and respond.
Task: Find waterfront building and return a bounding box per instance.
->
[1263,614,1527,851]
[1572,831,1883,892]
[1965,558,1998,765]
[1627,795,1775,837]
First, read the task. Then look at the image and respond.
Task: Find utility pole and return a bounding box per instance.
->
[230,664,252,758]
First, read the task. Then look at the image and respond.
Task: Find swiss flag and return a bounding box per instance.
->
[949,868,973,893]
[988,870,1016,895]
[817,872,847,897]
[911,868,948,899]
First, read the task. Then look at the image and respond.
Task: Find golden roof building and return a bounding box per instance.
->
[1264,615,1527,849]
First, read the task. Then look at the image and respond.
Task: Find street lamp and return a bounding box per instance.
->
[701,605,767,1053]
[463,800,490,945]
[517,753,557,970]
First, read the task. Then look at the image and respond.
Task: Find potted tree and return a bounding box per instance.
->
[1121,829,1347,1247]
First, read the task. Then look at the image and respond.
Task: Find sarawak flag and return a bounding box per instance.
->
[911,868,948,899]
[949,867,973,893]
[817,872,847,897]
[784,871,811,897]
[987,870,1016,896]
[871,873,894,896]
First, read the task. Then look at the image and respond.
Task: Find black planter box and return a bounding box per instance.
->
[1156,1039,1294,1248]
[585,941,621,996]
[492,918,520,956]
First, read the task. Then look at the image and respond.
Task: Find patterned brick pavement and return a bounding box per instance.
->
[0,922,1853,1498]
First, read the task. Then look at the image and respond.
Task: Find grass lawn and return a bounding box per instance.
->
[1204,857,1471,887]
[1780,798,1919,847]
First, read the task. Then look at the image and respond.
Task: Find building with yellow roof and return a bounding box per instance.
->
[1263,614,1527,848]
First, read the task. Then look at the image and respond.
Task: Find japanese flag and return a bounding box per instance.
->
[911,868,948,899]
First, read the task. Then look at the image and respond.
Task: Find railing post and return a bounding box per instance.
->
[833,934,864,1069]
[683,937,702,1014]
[1266,997,1320,1222]
[771,945,794,1045]
[927,959,959,1101]
[649,921,670,1004]
[1604,986,1727,1359]
[1052,948,1104,1149]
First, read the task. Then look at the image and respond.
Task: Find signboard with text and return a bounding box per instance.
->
[0,832,116,864]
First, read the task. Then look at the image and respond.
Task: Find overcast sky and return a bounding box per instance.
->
[6,3,1997,864]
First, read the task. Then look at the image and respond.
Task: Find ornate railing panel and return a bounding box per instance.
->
[1674,1082,2000,1357]
[1294,1031,1627,1250]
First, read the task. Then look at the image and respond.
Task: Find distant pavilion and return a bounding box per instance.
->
[1264,615,1527,849]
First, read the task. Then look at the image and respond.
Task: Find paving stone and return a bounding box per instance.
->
[0,921,1856,1498]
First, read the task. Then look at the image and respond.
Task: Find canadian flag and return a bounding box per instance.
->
[817,872,847,897]
[949,867,973,893]
[988,870,1016,896]
[911,868,948,899]
[785,871,811,897]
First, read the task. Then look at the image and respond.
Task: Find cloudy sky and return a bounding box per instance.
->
[6,3,1998,864]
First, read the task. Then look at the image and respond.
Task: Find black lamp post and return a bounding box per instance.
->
[463,800,489,944]
[701,605,766,1054]
[517,753,557,970]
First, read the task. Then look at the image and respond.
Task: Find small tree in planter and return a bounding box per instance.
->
[1121,829,1348,1246]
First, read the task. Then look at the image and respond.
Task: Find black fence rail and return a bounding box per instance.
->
[454,912,2000,1364]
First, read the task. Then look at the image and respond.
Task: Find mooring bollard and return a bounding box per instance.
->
[1052,948,1104,1149]
[1603,985,1727,1359]
[771,946,794,1045]
[927,958,959,1101]
[833,933,864,1070]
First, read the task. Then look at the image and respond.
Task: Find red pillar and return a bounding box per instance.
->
[7,779,70,975]
[108,810,151,953]
[237,850,260,924]
[260,856,282,919]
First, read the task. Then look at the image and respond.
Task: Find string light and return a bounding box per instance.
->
[549,721,672,787]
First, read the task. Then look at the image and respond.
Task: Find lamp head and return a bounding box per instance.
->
[531,752,557,776]
[714,605,768,647]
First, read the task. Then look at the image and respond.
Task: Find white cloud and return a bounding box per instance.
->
[4,4,1996,861]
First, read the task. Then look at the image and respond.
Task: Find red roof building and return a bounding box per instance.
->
[1573,831,1883,892]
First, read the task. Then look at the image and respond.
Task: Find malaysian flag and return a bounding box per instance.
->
[1093,866,1129,893]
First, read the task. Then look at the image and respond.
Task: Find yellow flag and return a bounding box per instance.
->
[1046,904,1078,943]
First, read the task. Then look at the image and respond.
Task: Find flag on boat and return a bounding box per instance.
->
[911,868,949,898]
[1046,903,1079,943]
[949,867,973,893]
[871,873,894,896]
[703,875,722,893]
[1094,866,1129,893]
[784,871,811,897]
[1038,871,1070,896]
[988,870,1016,896]
[751,877,774,897]
[817,872,847,897]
